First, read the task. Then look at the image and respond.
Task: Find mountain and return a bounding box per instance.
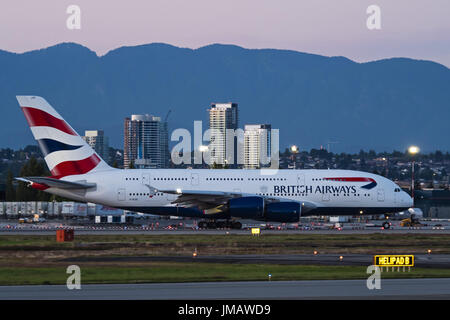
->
[1,42,449,152]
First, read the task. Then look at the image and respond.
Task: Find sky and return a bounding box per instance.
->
[1,0,449,67]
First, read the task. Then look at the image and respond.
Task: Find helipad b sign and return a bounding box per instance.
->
[374,255,414,267]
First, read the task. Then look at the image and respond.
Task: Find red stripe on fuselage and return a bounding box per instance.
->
[50,154,101,177]
[324,177,375,182]
[21,107,76,136]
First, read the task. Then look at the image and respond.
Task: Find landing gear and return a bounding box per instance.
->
[198,221,208,229]
[197,220,242,230]
[231,221,242,230]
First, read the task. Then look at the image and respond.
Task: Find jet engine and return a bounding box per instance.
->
[227,196,301,222]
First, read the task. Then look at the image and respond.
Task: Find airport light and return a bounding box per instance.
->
[290,145,298,153]
[408,146,420,202]
[408,146,419,155]
[290,145,299,169]
[339,255,343,261]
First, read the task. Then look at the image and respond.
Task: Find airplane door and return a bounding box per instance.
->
[377,188,385,202]
[142,173,150,185]
[322,192,330,201]
[117,188,126,201]
[191,173,199,186]
[297,174,305,185]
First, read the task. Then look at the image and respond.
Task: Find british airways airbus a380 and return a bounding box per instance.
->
[15,96,413,229]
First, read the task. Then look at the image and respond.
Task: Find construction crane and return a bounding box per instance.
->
[164,109,172,123]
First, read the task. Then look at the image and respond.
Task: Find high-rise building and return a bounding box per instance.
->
[82,130,110,163]
[244,124,272,169]
[124,114,169,169]
[208,103,238,166]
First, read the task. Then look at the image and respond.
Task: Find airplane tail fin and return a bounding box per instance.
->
[16,96,112,178]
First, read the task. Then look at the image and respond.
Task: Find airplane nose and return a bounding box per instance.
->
[404,192,414,207]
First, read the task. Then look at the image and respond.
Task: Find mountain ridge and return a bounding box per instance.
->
[1,42,449,152]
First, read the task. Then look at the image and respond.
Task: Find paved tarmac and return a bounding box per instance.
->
[1,278,450,299]
[63,254,450,268]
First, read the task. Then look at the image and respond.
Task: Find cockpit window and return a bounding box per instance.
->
[394,188,401,192]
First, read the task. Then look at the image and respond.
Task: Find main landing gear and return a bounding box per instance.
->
[198,220,242,230]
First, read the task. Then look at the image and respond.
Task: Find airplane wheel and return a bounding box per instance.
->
[382,222,390,229]
[216,221,226,228]
[231,221,242,230]
[207,221,217,229]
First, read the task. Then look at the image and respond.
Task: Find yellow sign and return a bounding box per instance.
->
[251,228,261,235]
[374,255,414,267]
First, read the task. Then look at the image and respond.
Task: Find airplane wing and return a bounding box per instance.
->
[158,188,318,212]
[15,177,96,189]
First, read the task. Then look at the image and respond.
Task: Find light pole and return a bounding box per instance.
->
[408,146,419,202]
[290,145,299,169]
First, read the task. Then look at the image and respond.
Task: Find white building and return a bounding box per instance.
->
[244,124,271,169]
[208,103,238,166]
[82,130,109,163]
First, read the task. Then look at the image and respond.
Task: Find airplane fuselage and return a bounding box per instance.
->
[48,168,413,219]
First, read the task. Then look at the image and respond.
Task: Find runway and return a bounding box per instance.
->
[63,253,450,268]
[1,278,450,299]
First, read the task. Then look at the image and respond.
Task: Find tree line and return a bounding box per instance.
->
[4,157,56,202]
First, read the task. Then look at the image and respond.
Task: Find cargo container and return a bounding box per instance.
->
[61,202,87,217]
[329,216,349,223]
[46,202,55,217]
[36,202,48,215]
[6,202,19,218]
[26,202,37,216]
[19,202,27,217]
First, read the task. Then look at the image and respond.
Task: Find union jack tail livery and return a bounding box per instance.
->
[16,96,111,178]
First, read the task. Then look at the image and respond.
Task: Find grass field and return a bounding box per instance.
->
[1,233,450,255]
[1,264,450,286]
[0,233,449,285]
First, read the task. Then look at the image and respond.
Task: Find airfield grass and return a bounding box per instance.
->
[1,233,449,285]
[1,233,450,255]
[1,264,450,286]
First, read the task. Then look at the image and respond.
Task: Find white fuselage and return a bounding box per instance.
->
[46,168,413,218]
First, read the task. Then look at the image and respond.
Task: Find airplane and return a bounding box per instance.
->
[14,96,413,229]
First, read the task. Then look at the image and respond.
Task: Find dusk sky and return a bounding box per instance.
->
[1,0,449,66]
